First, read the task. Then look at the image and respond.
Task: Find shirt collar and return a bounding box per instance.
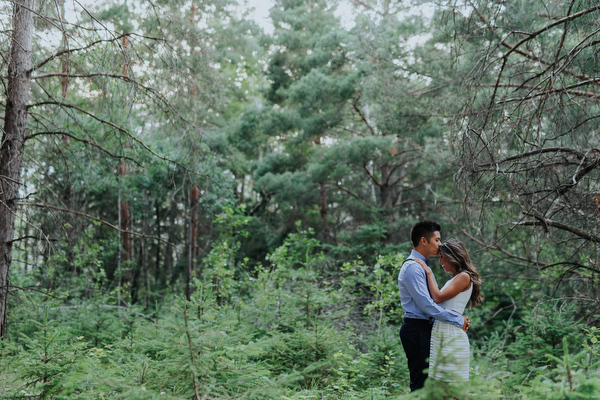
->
[410,249,430,266]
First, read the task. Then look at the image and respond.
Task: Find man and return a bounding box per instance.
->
[398,220,469,391]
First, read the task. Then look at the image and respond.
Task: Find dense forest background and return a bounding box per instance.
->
[0,0,599,398]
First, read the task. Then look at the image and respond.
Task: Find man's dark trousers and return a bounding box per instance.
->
[400,317,433,391]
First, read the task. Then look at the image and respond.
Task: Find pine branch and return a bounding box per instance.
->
[388,173,407,188]
[52,305,156,323]
[333,183,375,209]
[554,0,577,63]
[6,235,56,244]
[498,79,600,103]
[30,70,215,177]
[540,261,599,274]
[362,164,382,187]
[476,147,590,168]
[32,33,168,72]
[352,91,377,136]
[519,212,600,243]
[32,35,129,72]
[503,4,600,75]
[470,1,600,86]
[26,131,141,166]
[32,72,137,80]
[18,202,182,251]
[28,100,208,181]
[439,207,547,266]
[557,155,600,195]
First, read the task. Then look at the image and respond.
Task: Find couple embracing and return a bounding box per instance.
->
[398,221,483,391]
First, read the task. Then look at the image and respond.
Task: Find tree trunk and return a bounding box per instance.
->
[118,160,132,304]
[186,184,200,300]
[379,163,393,220]
[120,199,132,295]
[122,34,129,76]
[164,204,176,286]
[319,183,328,233]
[154,203,161,285]
[0,0,36,338]
[60,0,68,98]
[142,192,151,308]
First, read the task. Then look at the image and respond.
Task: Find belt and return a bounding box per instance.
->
[403,317,433,324]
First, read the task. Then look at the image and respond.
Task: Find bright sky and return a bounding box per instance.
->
[244,0,356,34]
[244,0,437,35]
[244,0,274,33]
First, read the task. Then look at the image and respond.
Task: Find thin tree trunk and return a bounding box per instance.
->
[60,0,68,98]
[314,135,329,237]
[186,184,199,300]
[142,191,150,308]
[61,39,69,98]
[164,204,176,286]
[120,199,132,296]
[380,163,393,220]
[319,183,328,233]
[154,204,161,285]
[118,160,132,304]
[117,181,122,304]
[122,34,129,76]
[0,0,36,338]
[118,33,132,304]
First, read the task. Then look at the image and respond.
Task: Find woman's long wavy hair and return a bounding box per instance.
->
[440,239,484,307]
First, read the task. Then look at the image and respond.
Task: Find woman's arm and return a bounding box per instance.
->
[414,259,471,303]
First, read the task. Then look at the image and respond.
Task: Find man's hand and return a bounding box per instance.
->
[462,316,470,332]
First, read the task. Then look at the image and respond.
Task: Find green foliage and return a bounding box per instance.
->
[202,205,253,301]
[5,227,600,399]
[6,317,90,398]
[504,302,587,376]
[521,337,600,399]
[340,253,405,327]
[4,0,600,399]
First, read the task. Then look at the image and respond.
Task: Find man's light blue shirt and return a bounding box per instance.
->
[398,249,464,328]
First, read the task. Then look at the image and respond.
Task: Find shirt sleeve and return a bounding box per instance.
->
[403,261,465,328]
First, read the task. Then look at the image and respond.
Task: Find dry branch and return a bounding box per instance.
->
[333,183,375,209]
[519,213,599,244]
[26,131,141,166]
[18,202,182,251]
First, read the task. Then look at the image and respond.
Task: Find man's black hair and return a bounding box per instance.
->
[410,220,441,247]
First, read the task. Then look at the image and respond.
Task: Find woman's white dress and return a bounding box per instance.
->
[429,275,472,381]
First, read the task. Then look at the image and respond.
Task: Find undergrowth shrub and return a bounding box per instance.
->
[3,221,600,399]
[520,337,600,399]
[4,317,91,398]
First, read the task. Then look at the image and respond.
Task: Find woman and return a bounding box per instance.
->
[414,239,483,381]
